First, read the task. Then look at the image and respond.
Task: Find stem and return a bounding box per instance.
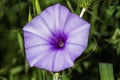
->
[53,76,59,80]
[53,73,61,80]
[80,8,86,18]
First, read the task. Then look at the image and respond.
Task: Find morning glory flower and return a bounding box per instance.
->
[23,4,90,72]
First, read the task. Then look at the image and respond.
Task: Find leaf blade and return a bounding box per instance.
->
[99,63,114,80]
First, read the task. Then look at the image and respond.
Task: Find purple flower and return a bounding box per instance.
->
[23,4,90,72]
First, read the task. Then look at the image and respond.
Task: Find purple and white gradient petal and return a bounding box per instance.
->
[23,4,90,72]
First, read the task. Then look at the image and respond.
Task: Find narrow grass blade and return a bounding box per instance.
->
[66,0,74,13]
[42,70,46,80]
[37,69,43,80]
[35,0,41,15]
[99,63,114,80]
[28,6,32,22]
[10,66,24,75]
[17,32,24,55]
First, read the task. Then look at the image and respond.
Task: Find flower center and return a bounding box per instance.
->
[56,38,65,48]
[50,34,67,49]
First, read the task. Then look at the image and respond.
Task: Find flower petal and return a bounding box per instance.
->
[39,4,70,33]
[66,23,90,47]
[24,31,49,49]
[26,44,51,66]
[34,50,57,71]
[64,13,89,34]
[23,14,54,41]
[59,5,70,31]
[65,43,86,62]
[53,49,74,72]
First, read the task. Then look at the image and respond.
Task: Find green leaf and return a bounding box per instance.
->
[35,0,41,15]
[17,32,24,55]
[66,0,74,13]
[28,7,32,22]
[37,69,43,80]
[99,63,114,80]
[10,66,24,75]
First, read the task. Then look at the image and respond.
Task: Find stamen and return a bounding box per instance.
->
[59,41,64,47]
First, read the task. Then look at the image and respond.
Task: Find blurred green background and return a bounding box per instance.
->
[0,0,120,80]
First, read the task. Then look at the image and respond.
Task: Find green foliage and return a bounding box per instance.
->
[73,0,98,9]
[0,0,120,80]
[28,7,32,22]
[99,63,114,80]
[32,0,41,15]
